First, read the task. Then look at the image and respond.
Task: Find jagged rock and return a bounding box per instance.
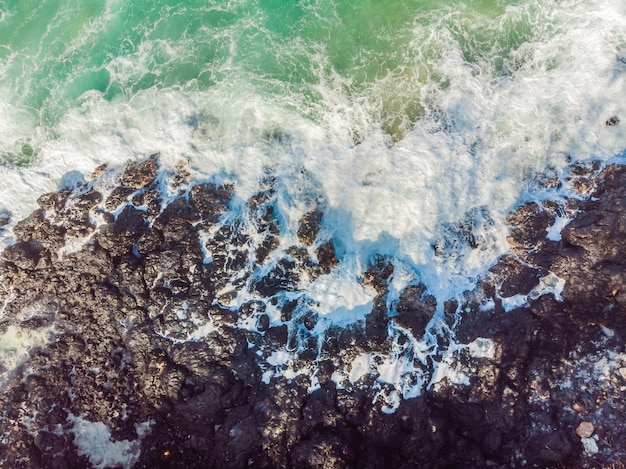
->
[0,156,625,469]
[297,209,323,246]
[97,206,148,257]
[363,257,394,294]
[315,239,338,274]
[106,186,135,210]
[120,153,159,189]
[189,183,232,223]
[135,227,164,254]
[2,241,42,270]
[394,284,436,336]
[291,431,354,469]
[0,210,10,226]
[489,254,546,297]
[14,209,66,252]
[253,258,299,296]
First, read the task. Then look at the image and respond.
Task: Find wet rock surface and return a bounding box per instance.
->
[0,156,624,468]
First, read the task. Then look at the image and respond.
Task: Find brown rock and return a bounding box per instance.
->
[576,421,595,438]
[120,153,158,189]
[297,209,323,246]
[1,155,626,469]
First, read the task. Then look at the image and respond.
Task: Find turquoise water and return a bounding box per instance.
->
[3,0,613,151]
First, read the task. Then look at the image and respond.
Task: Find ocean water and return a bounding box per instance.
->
[1,0,626,406]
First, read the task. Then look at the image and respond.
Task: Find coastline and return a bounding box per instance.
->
[0,156,624,468]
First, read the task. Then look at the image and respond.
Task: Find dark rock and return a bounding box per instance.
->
[526,430,575,465]
[363,257,394,294]
[255,233,279,264]
[105,186,135,210]
[189,183,232,223]
[37,191,71,212]
[300,310,318,331]
[279,299,297,322]
[73,188,103,210]
[256,314,270,332]
[253,258,299,296]
[394,284,436,336]
[33,431,66,456]
[2,241,42,270]
[265,324,288,347]
[489,254,545,297]
[0,210,9,226]
[364,296,390,346]
[0,155,625,469]
[97,206,147,257]
[291,430,354,469]
[606,115,620,126]
[135,227,163,254]
[120,153,158,189]
[506,202,554,248]
[315,239,338,274]
[132,188,162,217]
[13,209,66,252]
[297,209,323,245]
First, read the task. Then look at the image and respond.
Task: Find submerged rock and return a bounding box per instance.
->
[0,157,624,468]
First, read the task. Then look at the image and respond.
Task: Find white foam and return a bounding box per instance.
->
[528,272,565,302]
[601,326,615,338]
[0,285,16,319]
[501,272,565,312]
[306,268,376,327]
[0,324,57,387]
[378,354,427,395]
[187,319,218,341]
[330,369,348,389]
[379,389,402,415]
[429,350,470,387]
[348,353,373,384]
[501,293,530,313]
[67,414,152,469]
[261,349,300,384]
[467,337,496,359]
[1,0,624,290]
[546,215,573,242]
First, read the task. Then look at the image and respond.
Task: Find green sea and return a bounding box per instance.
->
[0,0,529,132]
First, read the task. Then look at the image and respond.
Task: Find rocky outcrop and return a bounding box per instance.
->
[454,163,626,467]
[0,156,624,468]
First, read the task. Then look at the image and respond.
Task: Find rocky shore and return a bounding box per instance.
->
[0,155,624,468]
